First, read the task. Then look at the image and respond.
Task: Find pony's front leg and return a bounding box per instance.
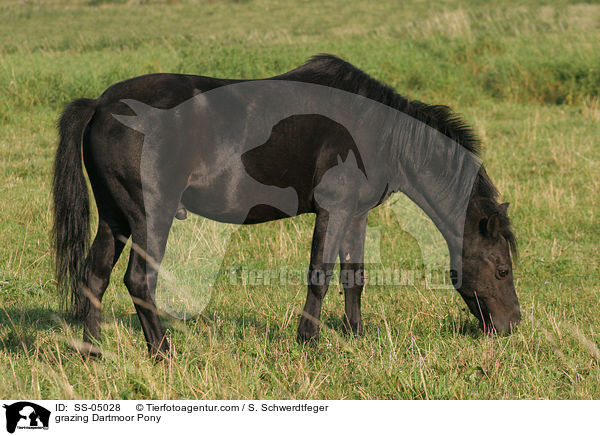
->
[339,213,368,337]
[297,209,351,342]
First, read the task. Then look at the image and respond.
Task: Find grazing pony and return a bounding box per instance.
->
[53,55,520,357]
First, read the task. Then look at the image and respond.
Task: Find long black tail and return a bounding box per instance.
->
[53,98,96,321]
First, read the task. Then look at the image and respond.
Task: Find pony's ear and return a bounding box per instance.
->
[486,213,501,239]
[337,154,343,166]
[498,202,510,215]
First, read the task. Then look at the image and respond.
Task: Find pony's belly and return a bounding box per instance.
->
[180,183,304,224]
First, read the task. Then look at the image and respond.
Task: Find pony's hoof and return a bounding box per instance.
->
[297,318,320,343]
[343,318,363,338]
[75,341,102,359]
[148,341,170,361]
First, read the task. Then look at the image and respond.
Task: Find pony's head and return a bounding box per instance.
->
[458,201,521,334]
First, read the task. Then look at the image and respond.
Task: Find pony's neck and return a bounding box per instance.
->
[388,114,482,262]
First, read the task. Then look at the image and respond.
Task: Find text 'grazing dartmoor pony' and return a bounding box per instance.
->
[53,55,520,357]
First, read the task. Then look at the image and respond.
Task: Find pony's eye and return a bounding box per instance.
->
[496,265,510,279]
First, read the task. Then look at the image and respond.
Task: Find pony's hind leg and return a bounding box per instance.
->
[124,204,178,358]
[124,247,168,358]
[81,217,130,355]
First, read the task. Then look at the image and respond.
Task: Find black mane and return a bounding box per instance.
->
[281,54,516,255]
[283,54,481,154]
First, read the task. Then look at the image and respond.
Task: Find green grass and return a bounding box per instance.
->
[0,0,599,399]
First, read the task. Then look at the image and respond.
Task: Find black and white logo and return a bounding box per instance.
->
[3,402,50,433]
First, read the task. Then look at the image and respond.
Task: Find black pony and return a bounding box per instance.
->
[53,54,520,357]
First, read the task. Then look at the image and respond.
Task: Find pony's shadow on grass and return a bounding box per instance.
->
[321,313,348,337]
[321,312,483,341]
[165,308,353,344]
[439,311,483,338]
[106,306,289,340]
[0,305,484,357]
[198,309,292,343]
[0,307,66,354]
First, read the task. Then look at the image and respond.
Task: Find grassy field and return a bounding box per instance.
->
[0,0,599,399]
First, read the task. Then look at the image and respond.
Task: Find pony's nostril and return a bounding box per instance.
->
[503,307,522,333]
[511,305,522,324]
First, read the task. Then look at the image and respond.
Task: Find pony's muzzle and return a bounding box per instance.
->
[487,304,521,335]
